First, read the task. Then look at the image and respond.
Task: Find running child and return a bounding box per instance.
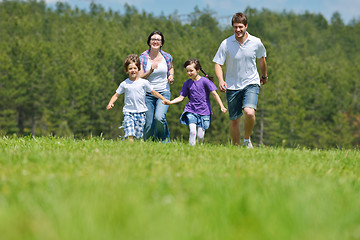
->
[107,54,168,141]
[163,58,227,145]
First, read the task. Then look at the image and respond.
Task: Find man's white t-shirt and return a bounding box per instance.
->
[116,78,153,113]
[213,33,266,90]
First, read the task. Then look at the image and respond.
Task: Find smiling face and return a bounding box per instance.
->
[126,62,140,80]
[185,63,200,81]
[149,34,162,50]
[233,22,248,41]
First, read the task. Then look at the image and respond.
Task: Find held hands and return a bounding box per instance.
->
[162,99,171,105]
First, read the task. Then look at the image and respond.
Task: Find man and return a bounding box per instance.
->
[213,12,268,148]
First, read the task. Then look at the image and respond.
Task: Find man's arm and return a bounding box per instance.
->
[257,57,268,85]
[215,63,227,92]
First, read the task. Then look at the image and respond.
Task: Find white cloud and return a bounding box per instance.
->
[43,0,67,3]
[37,0,360,23]
[203,0,360,22]
[323,0,360,21]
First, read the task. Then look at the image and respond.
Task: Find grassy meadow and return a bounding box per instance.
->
[0,136,359,240]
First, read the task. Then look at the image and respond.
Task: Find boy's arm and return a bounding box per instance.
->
[151,89,184,105]
[210,91,227,113]
[106,93,120,110]
[151,90,166,101]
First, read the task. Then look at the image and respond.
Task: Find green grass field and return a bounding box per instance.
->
[0,136,359,240]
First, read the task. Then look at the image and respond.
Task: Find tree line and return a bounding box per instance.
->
[1,0,360,149]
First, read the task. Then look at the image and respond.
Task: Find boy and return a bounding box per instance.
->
[107,54,168,141]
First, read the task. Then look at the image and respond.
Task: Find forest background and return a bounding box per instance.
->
[1,0,360,149]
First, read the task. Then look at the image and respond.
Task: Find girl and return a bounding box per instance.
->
[163,58,227,145]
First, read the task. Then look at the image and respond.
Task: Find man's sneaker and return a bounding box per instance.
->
[244,139,253,149]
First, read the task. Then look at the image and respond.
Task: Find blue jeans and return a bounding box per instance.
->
[144,90,171,142]
[180,112,211,130]
[226,84,259,120]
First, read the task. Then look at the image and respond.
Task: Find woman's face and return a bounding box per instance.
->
[149,34,162,49]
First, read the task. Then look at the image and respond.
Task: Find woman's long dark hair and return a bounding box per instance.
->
[183,58,214,81]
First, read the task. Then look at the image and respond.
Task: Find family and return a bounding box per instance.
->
[106,12,268,148]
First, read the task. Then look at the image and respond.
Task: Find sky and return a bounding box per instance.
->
[44,0,360,24]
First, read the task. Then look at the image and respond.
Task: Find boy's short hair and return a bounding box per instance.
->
[123,54,141,71]
[232,12,248,26]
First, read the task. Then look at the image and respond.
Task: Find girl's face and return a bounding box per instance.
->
[185,63,200,80]
[126,63,139,80]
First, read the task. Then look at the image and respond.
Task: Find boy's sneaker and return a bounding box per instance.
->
[244,139,253,149]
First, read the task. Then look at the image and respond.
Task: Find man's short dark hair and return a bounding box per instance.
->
[232,12,248,26]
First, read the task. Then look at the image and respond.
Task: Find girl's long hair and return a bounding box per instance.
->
[183,58,214,81]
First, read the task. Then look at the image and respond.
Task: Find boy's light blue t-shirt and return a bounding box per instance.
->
[116,78,153,113]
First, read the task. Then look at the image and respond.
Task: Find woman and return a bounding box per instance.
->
[139,30,174,142]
